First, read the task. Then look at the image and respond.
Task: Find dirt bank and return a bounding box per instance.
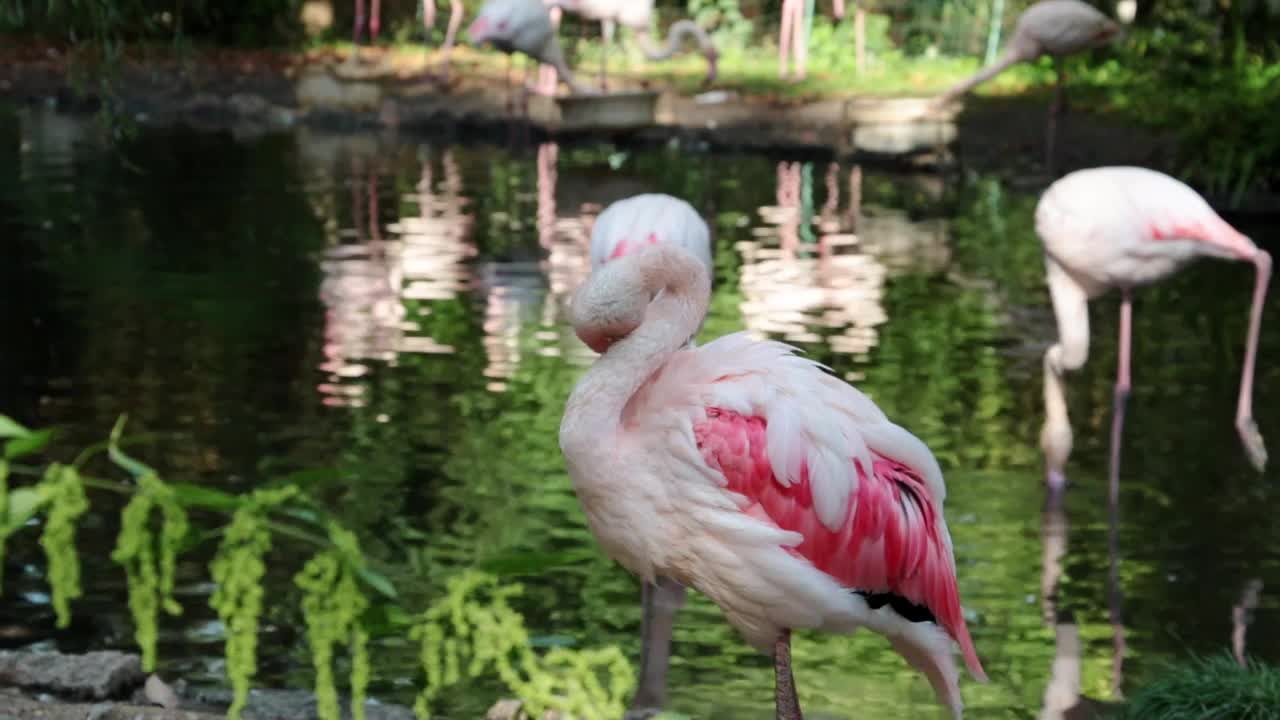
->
[0,40,1175,178]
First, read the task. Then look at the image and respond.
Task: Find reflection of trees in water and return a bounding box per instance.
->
[314,145,475,407]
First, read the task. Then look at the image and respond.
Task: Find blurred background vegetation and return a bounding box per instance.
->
[2,1,1278,194]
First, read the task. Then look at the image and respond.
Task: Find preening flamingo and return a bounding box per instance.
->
[931,0,1119,168]
[561,238,986,719]
[467,0,595,106]
[545,0,718,91]
[778,0,844,81]
[586,193,714,716]
[1037,166,1270,502]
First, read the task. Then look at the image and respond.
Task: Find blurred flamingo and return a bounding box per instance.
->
[545,0,718,91]
[1037,166,1270,503]
[421,0,466,77]
[778,0,845,81]
[584,194,713,717]
[562,234,986,719]
[467,0,595,112]
[932,0,1120,168]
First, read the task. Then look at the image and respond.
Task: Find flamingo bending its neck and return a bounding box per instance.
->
[467,0,595,112]
[561,232,986,718]
[586,194,713,717]
[931,0,1120,169]
[1037,166,1270,499]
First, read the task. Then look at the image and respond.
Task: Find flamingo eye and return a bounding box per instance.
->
[497,19,508,30]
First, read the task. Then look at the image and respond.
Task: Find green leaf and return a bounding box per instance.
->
[5,429,54,460]
[2,485,54,535]
[107,416,155,477]
[277,467,345,488]
[478,549,596,576]
[168,483,242,511]
[354,566,397,600]
[0,416,31,439]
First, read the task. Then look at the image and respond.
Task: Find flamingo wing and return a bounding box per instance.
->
[630,331,984,681]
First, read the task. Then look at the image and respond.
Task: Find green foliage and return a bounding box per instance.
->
[410,571,634,720]
[111,473,189,671]
[1117,654,1280,720]
[38,462,89,628]
[294,524,371,720]
[209,485,299,719]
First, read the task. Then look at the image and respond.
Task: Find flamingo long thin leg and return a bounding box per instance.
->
[1046,57,1066,174]
[630,577,687,714]
[1236,251,1271,470]
[370,0,382,40]
[354,0,367,46]
[774,629,803,720]
[599,20,614,92]
[1108,290,1132,506]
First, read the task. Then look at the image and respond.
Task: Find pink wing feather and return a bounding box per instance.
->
[633,332,985,681]
[695,408,984,679]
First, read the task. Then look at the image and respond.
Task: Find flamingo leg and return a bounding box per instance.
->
[369,0,381,41]
[600,19,614,93]
[629,577,686,715]
[354,0,366,45]
[774,629,803,720]
[1046,57,1065,174]
[1108,290,1132,505]
[1236,251,1271,471]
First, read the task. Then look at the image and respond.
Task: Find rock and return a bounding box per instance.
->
[227,93,269,117]
[0,650,144,700]
[486,699,524,720]
[141,676,178,710]
[85,703,112,720]
[180,687,414,720]
[295,69,383,112]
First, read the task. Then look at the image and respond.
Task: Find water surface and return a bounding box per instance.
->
[1,106,1278,718]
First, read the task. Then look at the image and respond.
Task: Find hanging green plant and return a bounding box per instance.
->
[209,485,299,720]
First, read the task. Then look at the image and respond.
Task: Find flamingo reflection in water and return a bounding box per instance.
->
[316,146,476,408]
[742,161,952,373]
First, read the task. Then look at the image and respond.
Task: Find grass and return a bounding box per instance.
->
[1115,654,1280,720]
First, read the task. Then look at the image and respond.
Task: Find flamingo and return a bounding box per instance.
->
[778,0,845,81]
[931,0,1120,169]
[467,0,595,110]
[545,0,718,92]
[1037,166,1270,505]
[585,193,714,717]
[561,233,986,718]
[347,0,463,71]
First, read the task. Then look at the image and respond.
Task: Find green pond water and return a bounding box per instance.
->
[1,105,1278,719]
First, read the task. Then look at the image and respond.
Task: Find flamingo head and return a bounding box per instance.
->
[467,13,511,45]
[573,246,662,354]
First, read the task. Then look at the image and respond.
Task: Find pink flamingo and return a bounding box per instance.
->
[351,0,461,65]
[562,232,986,718]
[932,0,1119,167]
[586,194,714,717]
[1038,166,1270,502]
[467,0,595,111]
[545,0,718,92]
[778,0,845,81]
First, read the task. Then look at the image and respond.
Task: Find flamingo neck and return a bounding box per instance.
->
[639,20,715,60]
[561,247,710,451]
[1235,250,1271,471]
[933,47,1028,106]
[541,40,594,95]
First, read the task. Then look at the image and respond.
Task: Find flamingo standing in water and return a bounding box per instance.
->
[1038,166,1270,502]
[544,0,718,92]
[586,194,714,717]
[931,0,1120,169]
[467,0,595,110]
[562,224,986,718]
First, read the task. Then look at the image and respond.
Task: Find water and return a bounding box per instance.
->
[1,104,1278,718]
